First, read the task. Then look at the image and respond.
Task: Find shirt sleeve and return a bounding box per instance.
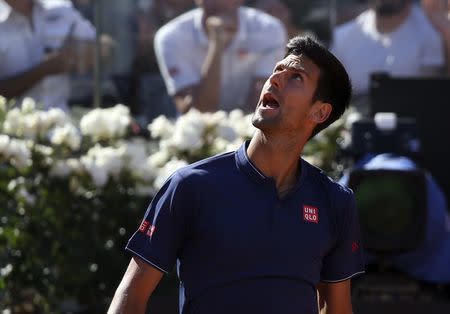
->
[126,172,192,273]
[154,28,200,96]
[253,22,287,79]
[71,9,96,40]
[320,190,365,282]
[417,7,444,68]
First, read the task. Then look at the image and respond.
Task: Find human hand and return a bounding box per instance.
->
[42,41,78,75]
[422,0,450,36]
[205,15,238,47]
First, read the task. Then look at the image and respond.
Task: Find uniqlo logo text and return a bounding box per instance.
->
[139,220,150,232]
[303,205,319,223]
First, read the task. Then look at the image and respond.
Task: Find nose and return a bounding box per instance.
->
[268,69,284,90]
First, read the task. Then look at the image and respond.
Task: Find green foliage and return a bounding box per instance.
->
[0,160,150,312]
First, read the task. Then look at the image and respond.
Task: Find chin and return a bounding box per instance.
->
[251,113,280,132]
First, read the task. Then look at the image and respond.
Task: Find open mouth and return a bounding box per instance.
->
[261,92,280,109]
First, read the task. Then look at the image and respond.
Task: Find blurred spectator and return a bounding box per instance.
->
[331,0,450,114]
[422,0,450,73]
[335,0,368,25]
[128,0,194,123]
[154,0,287,114]
[249,0,301,38]
[0,0,96,111]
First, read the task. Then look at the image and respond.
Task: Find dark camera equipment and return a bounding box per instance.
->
[369,73,450,201]
[348,168,427,254]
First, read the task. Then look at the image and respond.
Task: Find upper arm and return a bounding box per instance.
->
[108,256,164,314]
[317,280,352,314]
[154,29,200,98]
[420,15,445,73]
[320,191,364,282]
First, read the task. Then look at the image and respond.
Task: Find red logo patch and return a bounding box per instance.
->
[237,49,249,59]
[303,205,319,223]
[352,242,359,252]
[138,220,149,233]
[168,66,179,77]
[146,225,156,237]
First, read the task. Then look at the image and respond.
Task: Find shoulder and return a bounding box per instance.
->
[409,5,441,40]
[174,150,237,184]
[240,7,283,29]
[239,6,285,38]
[303,159,354,206]
[155,9,198,47]
[333,10,371,43]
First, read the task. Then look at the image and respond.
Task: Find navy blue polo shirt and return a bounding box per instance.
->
[126,141,364,314]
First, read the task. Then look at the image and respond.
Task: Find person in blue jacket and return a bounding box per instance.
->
[108,35,365,314]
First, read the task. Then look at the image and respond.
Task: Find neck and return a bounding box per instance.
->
[9,1,34,19]
[247,131,306,196]
[375,4,412,33]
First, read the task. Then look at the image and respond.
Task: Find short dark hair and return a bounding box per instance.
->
[285,35,352,138]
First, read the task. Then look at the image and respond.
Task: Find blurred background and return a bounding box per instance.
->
[1,0,450,313]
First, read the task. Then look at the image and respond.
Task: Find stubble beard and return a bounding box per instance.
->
[251,110,281,133]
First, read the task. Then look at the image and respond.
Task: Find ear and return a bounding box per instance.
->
[310,102,332,124]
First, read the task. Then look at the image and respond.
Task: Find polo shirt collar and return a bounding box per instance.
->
[235,140,308,191]
[194,7,248,47]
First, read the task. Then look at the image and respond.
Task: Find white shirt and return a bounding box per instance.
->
[154,7,287,112]
[331,5,444,97]
[0,0,95,111]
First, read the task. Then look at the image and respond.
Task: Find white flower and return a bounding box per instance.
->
[148,150,170,168]
[344,110,362,130]
[216,124,237,142]
[148,115,174,139]
[2,104,68,140]
[134,183,156,196]
[34,144,53,156]
[0,135,32,169]
[166,109,206,153]
[49,160,72,178]
[225,138,243,152]
[80,104,131,141]
[153,158,187,190]
[3,108,22,135]
[80,155,109,187]
[228,110,255,139]
[204,110,227,127]
[22,112,41,139]
[2,309,12,314]
[80,145,125,187]
[211,137,230,154]
[0,264,13,277]
[46,108,68,127]
[118,139,155,181]
[0,134,9,152]
[21,97,36,113]
[0,95,6,113]
[67,158,83,174]
[17,187,36,205]
[50,124,81,150]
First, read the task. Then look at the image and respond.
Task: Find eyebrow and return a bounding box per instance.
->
[274,62,311,78]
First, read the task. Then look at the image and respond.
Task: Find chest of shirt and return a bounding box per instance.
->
[0,10,74,74]
[184,179,336,272]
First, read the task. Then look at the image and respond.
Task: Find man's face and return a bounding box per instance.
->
[195,0,243,16]
[252,54,328,137]
[372,0,410,16]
